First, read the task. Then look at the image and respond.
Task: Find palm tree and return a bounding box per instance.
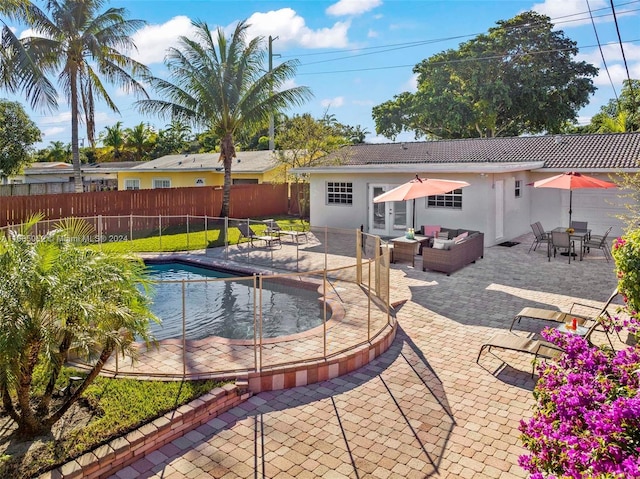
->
[125,122,152,161]
[0,215,157,438]
[101,121,125,159]
[46,140,70,162]
[0,0,150,192]
[137,19,311,217]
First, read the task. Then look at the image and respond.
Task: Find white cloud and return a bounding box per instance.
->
[578,43,640,87]
[367,29,378,38]
[326,0,382,17]
[320,96,345,108]
[42,127,65,138]
[531,0,608,28]
[39,112,71,125]
[131,16,197,64]
[403,73,418,92]
[246,9,350,49]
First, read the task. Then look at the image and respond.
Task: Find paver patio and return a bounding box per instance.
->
[109,230,620,479]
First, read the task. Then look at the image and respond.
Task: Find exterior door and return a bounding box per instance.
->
[495,179,504,241]
[369,184,410,237]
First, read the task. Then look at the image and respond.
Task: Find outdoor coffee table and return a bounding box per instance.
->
[391,235,430,267]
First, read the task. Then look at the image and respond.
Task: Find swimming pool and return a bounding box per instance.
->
[145,262,326,341]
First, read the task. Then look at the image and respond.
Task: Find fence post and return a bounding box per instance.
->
[186,214,190,250]
[129,214,133,244]
[158,215,162,250]
[324,227,328,271]
[205,215,208,246]
[258,273,263,372]
[253,274,258,373]
[98,215,103,249]
[368,259,372,342]
[224,216,229,260]
[323,268,327,358]
[182,279,186,378]
[356,229,362,284]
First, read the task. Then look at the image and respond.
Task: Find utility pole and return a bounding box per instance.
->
[268,35,280,151]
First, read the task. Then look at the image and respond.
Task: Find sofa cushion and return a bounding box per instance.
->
[453,231,469,244]
[422,225,441,237]
[433,238,455,250]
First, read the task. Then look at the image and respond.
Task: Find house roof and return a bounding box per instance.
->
[128,150,280,173]
[301,132,640,173]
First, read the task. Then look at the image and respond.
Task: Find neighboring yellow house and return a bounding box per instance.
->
[117,151,283,190]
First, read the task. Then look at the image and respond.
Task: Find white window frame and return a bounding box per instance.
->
[426,189,463,209]
[195,177,205,186]
[152,178,171,189]
[326,181,353,206]
[124,178,140,190]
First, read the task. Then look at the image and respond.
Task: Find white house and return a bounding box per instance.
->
[292,132,640,246]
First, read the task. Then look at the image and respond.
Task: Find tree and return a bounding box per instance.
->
[372,12,598,139]
[137,19,311,217]
[586,79,640,133]
[275,113,348,217]
[0,0,150,191]
[0,99,41,177]
[100,121,125,160]
[0,215,157,438]
[149,121,192,158]
[124,122,153,161]
[46,140,71,162]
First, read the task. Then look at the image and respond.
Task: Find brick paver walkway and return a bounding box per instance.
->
[111,230,620,478]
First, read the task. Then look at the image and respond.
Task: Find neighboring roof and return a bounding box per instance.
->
[128,150,280,173]
[295,132,640,174]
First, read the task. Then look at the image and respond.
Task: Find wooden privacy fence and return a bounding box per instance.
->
[0,184,304,227]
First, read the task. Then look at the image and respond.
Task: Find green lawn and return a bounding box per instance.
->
[1,367,224,478]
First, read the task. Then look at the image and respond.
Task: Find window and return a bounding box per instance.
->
[152,178,171,189]
[124,179,140,190]
[327,182,353,205]
[515,180,522,198]
[195,178,205,186]
[427,189,463,209]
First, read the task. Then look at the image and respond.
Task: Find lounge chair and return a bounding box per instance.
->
[508,289,617,332]
[477,290,619,375]
[267,221,308,243]
[237,223,281,249]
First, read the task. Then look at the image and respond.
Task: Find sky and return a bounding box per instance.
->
[4,0,640,149]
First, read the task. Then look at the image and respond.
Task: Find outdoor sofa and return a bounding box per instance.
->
[420,227,484,275]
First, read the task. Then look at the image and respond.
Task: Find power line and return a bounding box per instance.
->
[609,0,638,113]
[296,39,640,76]
[586,0,619,104]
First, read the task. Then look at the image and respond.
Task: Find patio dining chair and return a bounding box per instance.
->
[528,222,550,253]
[583,226,613,262]
[570,220,588,231]
[550,230,575,263]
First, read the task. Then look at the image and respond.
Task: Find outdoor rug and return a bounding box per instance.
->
[497,241,520,247]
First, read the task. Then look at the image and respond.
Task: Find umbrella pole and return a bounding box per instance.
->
[569,190,573,227]
[412,198,416,229]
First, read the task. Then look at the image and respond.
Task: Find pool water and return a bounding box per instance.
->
[145,263,325,341]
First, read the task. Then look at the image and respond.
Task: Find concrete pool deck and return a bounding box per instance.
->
[108,230,621,479]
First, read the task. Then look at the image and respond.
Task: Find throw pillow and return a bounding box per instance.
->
[432,238,446,250]
[453,231,469,244]
[423,225,441,237]
[433,238,455,250]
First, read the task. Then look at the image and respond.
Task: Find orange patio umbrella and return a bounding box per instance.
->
[373,175,470,228]
[532,171,616,226]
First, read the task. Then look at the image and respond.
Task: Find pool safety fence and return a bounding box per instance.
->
[2,215,392,380]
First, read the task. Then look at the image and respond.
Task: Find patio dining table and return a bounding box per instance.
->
[549,227,591,261]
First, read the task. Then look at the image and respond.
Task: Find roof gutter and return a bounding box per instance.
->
[292,161,546,175]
